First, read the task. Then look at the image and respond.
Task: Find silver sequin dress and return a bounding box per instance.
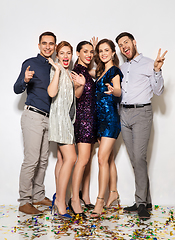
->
[49,62,76,145]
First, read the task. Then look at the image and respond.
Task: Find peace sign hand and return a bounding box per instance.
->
[24,66,35,83]
[154,48,168,72]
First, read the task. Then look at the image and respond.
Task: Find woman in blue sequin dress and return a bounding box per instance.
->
[69,41,97,215]
[91,39,123,217]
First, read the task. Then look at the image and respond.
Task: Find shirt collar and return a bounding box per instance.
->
[37,54,49,64]
[130,53,143,63]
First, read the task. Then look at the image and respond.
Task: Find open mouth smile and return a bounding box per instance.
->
[124,49,130,55]
[63,59,69,66]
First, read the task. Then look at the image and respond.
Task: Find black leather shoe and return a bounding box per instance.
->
[138,204,150,219]
[124,203,152,212]
[146,203,152,211]
[79,191,95,210]
[68,198,87,219]
[123,203,138,212]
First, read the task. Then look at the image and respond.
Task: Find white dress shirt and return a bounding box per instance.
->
[120,54,164,104]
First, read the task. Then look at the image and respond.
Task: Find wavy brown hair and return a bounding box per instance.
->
[95,39,119,78]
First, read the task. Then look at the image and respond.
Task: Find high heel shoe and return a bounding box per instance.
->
[91,196,104,218]
[105,190,120,209]
[79,191,95,210]
[51,193,72,219]
[51,193,56,214]
[68,198,87,219]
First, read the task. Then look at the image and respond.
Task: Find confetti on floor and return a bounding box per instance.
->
[0,204,175,239]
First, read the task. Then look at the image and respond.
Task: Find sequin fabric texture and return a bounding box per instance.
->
[73,64,97,143]
[96,66,123,139]
[49,63,76,144]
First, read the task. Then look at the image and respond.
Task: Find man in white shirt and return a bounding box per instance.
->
[115,32,167,219]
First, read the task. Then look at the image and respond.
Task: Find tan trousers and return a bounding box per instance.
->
[120,105,153,206]
[18,108,49,206]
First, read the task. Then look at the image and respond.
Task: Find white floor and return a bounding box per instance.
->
[0,205,175,240]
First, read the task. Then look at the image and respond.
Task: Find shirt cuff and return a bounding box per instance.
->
[21,79,28,91]
[153,70,162,83]
[154,69,162,75]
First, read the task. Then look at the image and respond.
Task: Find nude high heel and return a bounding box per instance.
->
[91,196,105,218]
[105,190,120,209]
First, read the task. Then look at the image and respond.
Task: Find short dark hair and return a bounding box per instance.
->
[39,31,57,43]
[115,32,135,44]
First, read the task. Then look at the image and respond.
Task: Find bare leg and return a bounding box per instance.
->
[81,145,94,204]
[71,143,92,213]
[55,146,63,192]
[92,137,116,215]
[55,144,77,215]
[105,150,119,207]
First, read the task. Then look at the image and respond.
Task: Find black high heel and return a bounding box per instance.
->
[68,198,87,219]
[79,190,95,210]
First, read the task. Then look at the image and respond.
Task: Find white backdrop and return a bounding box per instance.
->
[0,0,174,206]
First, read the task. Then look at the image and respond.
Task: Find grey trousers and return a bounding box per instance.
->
[120,105,153,206]
[18,108,49,206]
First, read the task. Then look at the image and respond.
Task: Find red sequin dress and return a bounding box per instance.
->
[73,64,97,144]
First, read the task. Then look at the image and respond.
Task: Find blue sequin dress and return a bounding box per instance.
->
[96,66,123,139]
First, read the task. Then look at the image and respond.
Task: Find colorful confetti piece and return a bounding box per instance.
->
[0,205,175,239]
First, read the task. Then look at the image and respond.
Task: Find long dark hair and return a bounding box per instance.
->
[74,41,94,70]
[95,39,119,78]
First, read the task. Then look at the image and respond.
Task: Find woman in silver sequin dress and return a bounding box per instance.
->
[48,41,85,218]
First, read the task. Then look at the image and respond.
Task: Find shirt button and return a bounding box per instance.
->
[127,71,129,73]
[126,81,128,83]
